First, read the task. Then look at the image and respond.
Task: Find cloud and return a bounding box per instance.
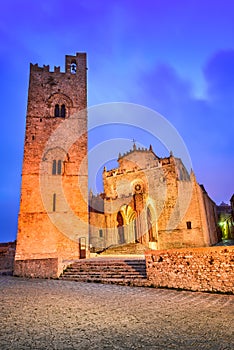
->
[135,52,234,203]
[203,49,234,102]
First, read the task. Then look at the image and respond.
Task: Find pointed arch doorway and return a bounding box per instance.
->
[117,211,125,244]
[117,205,137,244]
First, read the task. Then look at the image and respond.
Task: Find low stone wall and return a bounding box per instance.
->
[145,246,234,294]
[14,258,59,278]
[0,241,16,275]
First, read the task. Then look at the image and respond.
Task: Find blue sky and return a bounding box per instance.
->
[0,0,233,242]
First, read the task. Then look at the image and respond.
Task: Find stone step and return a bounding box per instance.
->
[63,270,146,278]
[67,266,146,271]
[99,243,148,256]
[68,258,145,264]
[67,265,146,269]
[60,276,150,287]
[69,259,146,264]
[63,272,146,278]
[66,264,146,271]
[64,267,147,273]
[63,272,147,278]
[62,273,146,279]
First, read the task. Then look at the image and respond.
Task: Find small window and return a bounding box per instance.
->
[71,61,77,74]
[32,135,35,140]
[52,160,57,175]
[61,104,66,118]
[186,221,192,229]
[52,160,62,175]
[99,229,103,238]
[54,104,66,118]
[53,193,56,212]
[57,160,62,175]
[54,104,60,117]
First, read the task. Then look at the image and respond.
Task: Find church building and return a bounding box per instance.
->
[89,144,219,252]
[14,53,219,278]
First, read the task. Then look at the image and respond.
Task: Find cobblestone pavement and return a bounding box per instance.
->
[0,276,233,349]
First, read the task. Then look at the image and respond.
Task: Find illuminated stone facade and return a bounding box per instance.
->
[14,53,219,278]
[14,53,88,277]
[89,145,219,251]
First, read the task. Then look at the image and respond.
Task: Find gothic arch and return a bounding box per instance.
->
[41,147,69,175]
[117,205,137,244]
[47,92,73,118]
[117,211,125,244]
[42,146,69,161]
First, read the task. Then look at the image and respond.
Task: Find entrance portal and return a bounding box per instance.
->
[117,211,125,244]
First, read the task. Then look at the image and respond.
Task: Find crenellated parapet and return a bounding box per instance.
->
[30,52,87,74]
[30,63,51,72]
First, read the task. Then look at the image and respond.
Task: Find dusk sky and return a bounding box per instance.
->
[0,0,233,242]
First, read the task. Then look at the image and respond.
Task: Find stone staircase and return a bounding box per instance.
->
[98,242,148,256]
[60,257,149,287]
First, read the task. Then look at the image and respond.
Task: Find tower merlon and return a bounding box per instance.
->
[30,52,87,74]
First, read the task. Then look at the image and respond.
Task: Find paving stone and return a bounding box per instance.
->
[0,276,233,349]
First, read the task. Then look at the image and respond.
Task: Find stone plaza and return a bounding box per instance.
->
[0,276,233,349]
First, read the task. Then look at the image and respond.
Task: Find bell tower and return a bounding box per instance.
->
[14,53,88,278]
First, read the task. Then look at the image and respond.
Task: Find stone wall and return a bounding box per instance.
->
[14,258,59,278]
[145,246,234,294]
[0,242,16,275]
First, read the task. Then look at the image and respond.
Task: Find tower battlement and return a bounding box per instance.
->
[30,53,87,74]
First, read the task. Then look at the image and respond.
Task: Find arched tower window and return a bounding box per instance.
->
[71,60,77,74]
[57,160,62,175]
[47,92,72,118]
[61,104,66,118]
[52,160,62,175]
[54,104,60,117]
[52,160,57,175]
[54,104,66,118]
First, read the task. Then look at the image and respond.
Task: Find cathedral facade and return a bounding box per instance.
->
[14,53,219,277]
[89,144,219,252]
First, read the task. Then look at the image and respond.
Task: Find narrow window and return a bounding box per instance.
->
[54,104,60,117]
[52,160,57,175]
[99,229,103,238]
[61,104,66,118]
[53,193,56,212]
[57,160,62,175]
[186,221,192,229]
[71,61,77,74]
[32,135,35,140]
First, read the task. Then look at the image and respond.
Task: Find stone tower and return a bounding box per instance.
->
[14,53,88,278]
